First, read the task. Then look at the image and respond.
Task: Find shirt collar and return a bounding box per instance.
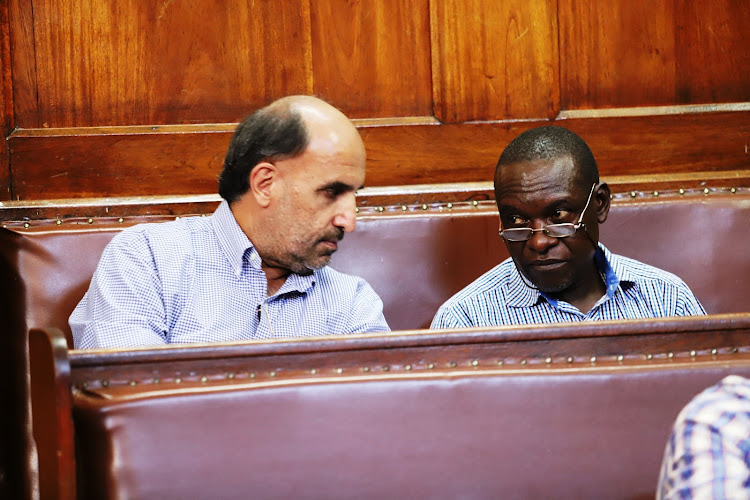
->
[211,200,316,294]
[505,243,633,308]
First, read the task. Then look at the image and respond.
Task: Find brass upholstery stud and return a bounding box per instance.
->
[679,189,685,195]
[175,216,181,220]
[421,204,428,210]
[731,187,737,194]
[732,347,739,353]
[269,371,276,377]
[545,357,552,364]
[227,373,234,379]
[471,360,479,367]
[383,366,390,372]
[56,220,62,225]
[472,200,478,207]
[129,380,136,387]
[617,355,624,362]
[647,354,653,360]
[428,363,435,369]
[497,360,504,366]
[87,218,94,224]
[101,380,109,387]
[446,203,453,209]
[118,217,124,223]
[175,378,182,383]
[690,351,697,357]
[377,207,384,212]
[653,191,659,197]
[200,376,208,383]
[711,348,718,355]
[404,364,412,371]
[23,222,30,228]
[153,378,160,384]
[449,361,457,368]
[362,367,370,373]
[630,191,637,198]
[590,356,597,363]
[311,369,318,374]
[401,205,408,211]
[355,207,360,214]
[335,368,343,374]
[703,188,710,194]
[249,373,256,379]
[567,357,574,363]
[520,360,527,366]
[668,352,674,359]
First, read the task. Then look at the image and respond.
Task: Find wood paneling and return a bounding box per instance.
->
[430,0,558,122]
[559,0,676,109]
[311,0,432,119]
[674,0,750,103]
[8,0,37,128]
[26,0,312,128]
[1,0,12,201]
[8,111,750,200]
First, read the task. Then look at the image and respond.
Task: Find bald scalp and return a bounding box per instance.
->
[219,96,362,203]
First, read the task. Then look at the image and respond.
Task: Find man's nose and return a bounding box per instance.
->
[526,224,557,252]
[333,195,357,233]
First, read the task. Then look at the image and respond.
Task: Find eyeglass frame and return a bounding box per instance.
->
[497,183,598,242]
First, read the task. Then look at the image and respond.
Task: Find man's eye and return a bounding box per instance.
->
[553,209,571,220]
[508,216,527,226]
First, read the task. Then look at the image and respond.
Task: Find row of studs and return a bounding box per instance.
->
[4,187,747,228]
[77,346,747,391]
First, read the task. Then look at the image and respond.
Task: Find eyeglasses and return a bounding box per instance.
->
[498,183,597,242]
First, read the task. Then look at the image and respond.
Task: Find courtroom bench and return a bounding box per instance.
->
[3,184,750,499]
[30,315,750,499]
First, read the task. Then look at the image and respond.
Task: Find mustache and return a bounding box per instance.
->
[321,227,345,243]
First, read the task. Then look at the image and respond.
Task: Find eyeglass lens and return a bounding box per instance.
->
[501,224,577,241]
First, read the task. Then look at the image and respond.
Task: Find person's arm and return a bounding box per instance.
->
[657,378,750,499]
[430,303,469,330]
[345,280,390,333]
[70,229,169,348]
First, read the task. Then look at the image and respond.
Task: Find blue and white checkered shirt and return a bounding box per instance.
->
[657,375,750,499]
[430,244,705,328]
[70,200,389,348]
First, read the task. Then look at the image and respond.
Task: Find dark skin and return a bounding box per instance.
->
[495,155,612,314]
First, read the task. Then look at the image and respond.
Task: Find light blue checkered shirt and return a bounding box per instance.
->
[431,244,706,329]
[71,200,389,348]
[657,375,750,499]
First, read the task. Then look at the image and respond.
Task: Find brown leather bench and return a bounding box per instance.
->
[3,186,750,497]
[29,315,750,499]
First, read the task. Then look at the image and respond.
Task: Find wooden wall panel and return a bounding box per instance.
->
[8,0,37,128]
[1,0,12,201]
[8,111,750,199]
[431,0,558,123]
[559,0,676,109]
[28,0,312,128]
[311,0,432,119]
[674,0,750,103]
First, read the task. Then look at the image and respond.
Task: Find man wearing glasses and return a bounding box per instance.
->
[431,126,705,329]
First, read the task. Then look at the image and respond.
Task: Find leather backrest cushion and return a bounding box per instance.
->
[6,195,750,341]
[72,361,750,499]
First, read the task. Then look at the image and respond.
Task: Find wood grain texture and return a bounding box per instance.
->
[559,0,676,109]
[29,0,312,127]
[1,0,13,201]
[430,0,558,122]
[7,0,37,128]
[674,0,750,103]
[7,111,750,200]
[311,0,432,118]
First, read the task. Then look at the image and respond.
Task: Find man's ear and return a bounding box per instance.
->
[596,182,611,223]
[249,162,276,208]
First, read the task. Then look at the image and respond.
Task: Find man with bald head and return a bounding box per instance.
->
[71,96,389,348]
[431,126,705,329]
